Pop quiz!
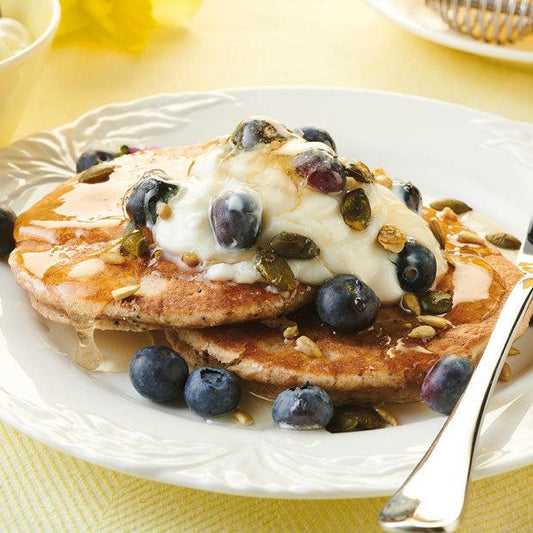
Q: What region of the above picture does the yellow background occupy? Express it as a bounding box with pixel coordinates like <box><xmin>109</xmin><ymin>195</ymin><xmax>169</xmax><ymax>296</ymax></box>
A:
<box><xmin>4</xmin><ymin>0</ymin><xmax>533</xmax><ymax>531</ymax></box>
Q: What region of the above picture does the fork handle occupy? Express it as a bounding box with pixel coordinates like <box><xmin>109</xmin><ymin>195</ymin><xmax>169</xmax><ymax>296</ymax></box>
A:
<box><xmin>379</xmin><ymin>274</ymin><xmax>533</xmax><ymax>533</ymax></box>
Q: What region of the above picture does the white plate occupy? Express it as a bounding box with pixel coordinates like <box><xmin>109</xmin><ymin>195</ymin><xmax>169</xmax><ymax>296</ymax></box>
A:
<box><xmin>0</xmin><ymin>88</ymin><xmax>532</xmax><ymax>499</ymax></box>
<box><xmin>365</xmin><ymin>0</ymin><xmax>533</xmax><ymax>65</ymax></box>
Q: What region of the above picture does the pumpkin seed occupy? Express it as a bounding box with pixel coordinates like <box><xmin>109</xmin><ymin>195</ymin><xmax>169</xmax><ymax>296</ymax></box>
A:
<box><xmin>400</xmin><ymin>293</ymin><xmax>421</xmax><ymax>316</ymax></box>
<box><xmin>283</xmin><ymin>325</ymin><xmax>299</xmax><ymax>339</ymax></box>
<box><xmin>430</xmin><ymin>198</ymin><xmax>472</xmax><ymax>215</ymax></box>
<box><xmin>234</xmin><ymin>409</ymin><xmax>254</xmax><ymax>426</ymax></box>
<box><xmin>342</xmin><ymin>160</ymin><xmax>374</xmax><ymax>183</ymax></box>
<box><xmin>408</xmin><ymin>325</ymin><xmax>436</xmax><ymax>339</ymax></box>
<box><xmin>486</xmin><ymin>232</ymin><xmax>521</xmax><ymax>250</ymax></box>
<box><xmin>182</xmin><ymin>251</ymin><xmax>200</xmax><ymax>267</ymax></box>
<box><xmin>111</xmin><ymin>284</ymin><xmax>140</xmax><ymax>301</ymax></box>
<box><xmin>254</xmin><ymin>249</ymin><xmax>296</xmax><ymax>291</ymax></box>
<box><xmin>78</xmin><ymin>164</ymin><xmax>115</xmax><ymax>184</ymax></box>
<box><xmin>419</xmin><ymin>290</ymin><xmax>453</xmax><ymax>315</ymax></box>
<box><xmin>294</xmin><ymin>335</ymin><xmax>323</xmax><ymax>357</ymax></box>
<box><xmin>121</xmin><ymin>222</ymin><xmax>148</xmax><ymax>257</ymax></box>
<box><xmin>457</xmin><ymin>230</ymin><xmax>485</xmax><ymax>246</ymax></box>
<box><xmin>499</xmin><ymin>362</ymin><xmax>511</xmax><ymax>382</ymax></box>
<box><xmin>270</xmin><ymin>231</ymin><xmax>320</xmax><ymax>260</ymax></box>
<box><xmin>326</xmin><ymin>404</ymin><xmax>386</xmax><ymax>433</ymax></box>
<box><xmin>509</xmin><ymin>347</ymin><xmax>520</xmax><ymax>356</ymax></box>
<box><xmin>341</xmin><ymin>188</ymin><xmax>371</xmax><ymax>231</ymax></box>
<box><xmin>377</xmin><ymin>224</ymin><xmax>406</xmax><ymax>253</ymax></box>
<box><xmin>372</xmin><ymin>405</ymin><xmax>399</xmax><ymax>426</ymax></box>
<box><xmin>417</xmin><ymin>315</ymin><xmax>452</xmax><ymax>329</ymax></box>
<box><xmin>429</xmin><ymin>218</ymin><xmax>446</xmax><ymax>249</ymax></box>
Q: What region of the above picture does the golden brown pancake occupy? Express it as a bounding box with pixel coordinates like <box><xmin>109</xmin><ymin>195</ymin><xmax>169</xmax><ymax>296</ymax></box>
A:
<box><xmin>9</xmin><ymin>139</ymin><xmax>314</xmax><ymax>331</ymax></box>
<box><xmin>167</xmin><ymin>210</ymin><xmax>532</xmax><ymax>404</ymax></box>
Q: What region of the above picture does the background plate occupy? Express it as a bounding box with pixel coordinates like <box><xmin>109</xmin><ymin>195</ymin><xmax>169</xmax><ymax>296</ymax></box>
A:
<box><xmin>0</xmin><ymin>88</ymin><xmax>532</xmax><ymax>498</ymax></box>
<box><xmin>365</xmin><ymin>0</ymin><xmax>533</xmax><ymax>65</ymax></box>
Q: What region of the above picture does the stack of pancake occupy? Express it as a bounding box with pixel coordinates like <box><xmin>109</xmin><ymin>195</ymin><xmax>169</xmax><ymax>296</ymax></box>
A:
<box><xmin>9</xmin><ymin>137</ymin><xmax>530</xmax><ymax>404</ymax></box>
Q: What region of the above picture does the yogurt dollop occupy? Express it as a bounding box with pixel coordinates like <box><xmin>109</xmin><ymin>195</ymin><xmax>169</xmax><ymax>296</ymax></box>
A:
<box><xmin>0</xmin><ymin>17</ymin><xmax>32</xmax><ymax>61</ymax></box>
<box><xmin>114</xmin><ymin>126</ymin><xmax>447</xmax><ymax>304</ymax></box>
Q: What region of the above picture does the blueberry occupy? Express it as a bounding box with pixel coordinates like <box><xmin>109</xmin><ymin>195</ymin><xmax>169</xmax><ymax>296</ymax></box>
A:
<box><xmin>184</xmin><ymin>367</ymin><xmax>241</xmax><ymax>417</ymax></box>
<box><xmin>316</xmin><ymin>274</ymin><xmax>380</xmax><ymax>332</ymax></box>
<box><xmin>294</xmin><ymin>149</ymin><xmax>345</xmax><ymax>194</ymax></box>
<box><xmin>126</xmin><ymin>176</ymin><xmax>179</xmax><ymax>227</ymax></box>
<box><xmin>395</xmin><ymin>239</ymin><xmax>437</xmax><ymax>294</ymax></box>
<box><xmin>272</xmin><ymin>382</ymin><xmax>333</xmax><ymax>429</ymax></box>
<box><xmin>392</xmin><ymin>180</ymin><xmax>422</xmax><ymax>213</ymax></box>
<box><xmin>295</xmin><ymin>126</ymin><xmax>336</xmax><ymax>152</ymax></box>
<box><xmin>0</xmin><ymin>207</ymin><xmax>16</xmax><ymax>257</ymax></box>
<box><xmin>129</xmin><ymin>345</ymin><xmax>189</xmax><ymax>402</ymax></box>
<box><xmin>232</xmin><ymin>118</ymin><xmax>287</xmax><ymax>150</ymax></box>
<box><xmin>76</xmin><ymin>150</ymin><xmax>116</xmax><ymax>173</ymax></box>
<box><xmin>421</xmin><ymin>355</ymin><xmax>474</xmax><ymax>414</ymax></box>
<box><xmin>210</xmin><ymin>188</ymin><xmax>262</xmax><ymax>249</ymax></box>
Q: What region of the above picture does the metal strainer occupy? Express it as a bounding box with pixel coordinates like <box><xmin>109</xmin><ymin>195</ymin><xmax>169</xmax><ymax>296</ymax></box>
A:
<box><xmin>425</xmin><ymin>0</ymin><xmax>533</xmax><ymax>44</ymax></box>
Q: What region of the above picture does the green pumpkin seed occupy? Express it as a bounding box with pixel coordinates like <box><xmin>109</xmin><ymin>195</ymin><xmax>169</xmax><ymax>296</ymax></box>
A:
<box><xmin>326</xmin><ymin>404</ymin><xmax>386</xmax><ymax>433</ymax></box>
<box><xmin>372</xmin><ymin>405</ymin><xmax>399</xmax><ymax>426</ymax></box>
<box><xmin>269</xmin><ymin>231</ymin><xmax>320</xmax><ymax>260</ymax></box>
<box><xmin>486</xmin><ymin>232</ymin><xmax>521</xmax><ymax>250</ymax></box>
<box><xmin>430</xmin><ymin>198</ymin><xmax>472</xmax><ymax>215</ymax></box>
<box><xmin>429</xmin><ymin>218</ymin><xmax>446</xmax><ymax>249</ymax></box>
<box><xmin>254</xmin><ymin>249</ymin><xmax>296</xmax><ymax>291</ymax></box>
<box><xmin>120</xmin><ymin>222</ymin><xmax>148</xmax><ymax>257</ymax></box>
<box><xmin>342</xmin><ymin>160</ymin><xmax>374</xmax><ymax>183</ymax></box>
<box><xmin>341</xmin><ymin>188</ymin><xmax>371</xmax><ymax>231</ymax></box>
<box><xmin>419</xmin><ymin>290</ymin><xmax>453</xmax><ymax>315</ymax></box>
<box><xmin>78</xmin><ymin>164</ymin><xmax>115</xmax><ymax>184</ymax></box>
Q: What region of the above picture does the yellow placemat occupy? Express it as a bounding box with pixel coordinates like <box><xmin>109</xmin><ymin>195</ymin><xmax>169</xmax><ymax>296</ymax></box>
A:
<box><xmin>3</xmin><ymin>1</ymin><xmax>533</xmax><ymax>531</ymax></box>
<box><xmin>1</xmin><ymin>422</ymin><xmax>531</xmax><ymax>532</ymax></box>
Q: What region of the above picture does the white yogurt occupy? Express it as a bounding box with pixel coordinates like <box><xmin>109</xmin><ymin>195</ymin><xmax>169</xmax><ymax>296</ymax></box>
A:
<box><xmin>136</xmin><ymin>127</ymin><xmax>448</xmax><ymax>304</ymax></box>
<box><xmin>0</xmin><ymin>17</ymin><xmax>32</xmax><ymax>61</ymax></box>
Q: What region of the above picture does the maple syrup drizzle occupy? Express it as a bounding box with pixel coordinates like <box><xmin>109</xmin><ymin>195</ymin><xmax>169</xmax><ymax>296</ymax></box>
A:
<box><xmin>75</xmin><ymin>324</ymin><xmax>102</xmax><ymax>371</ymax></box>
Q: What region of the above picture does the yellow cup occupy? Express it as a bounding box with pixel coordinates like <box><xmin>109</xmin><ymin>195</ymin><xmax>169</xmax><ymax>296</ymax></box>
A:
<box><xmin>0</xmin><ymin>0</ymin><xmax>60</xmax><ymax>147</ymax></box>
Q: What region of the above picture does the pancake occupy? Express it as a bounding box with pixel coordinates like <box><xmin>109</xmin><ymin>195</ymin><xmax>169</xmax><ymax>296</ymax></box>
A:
<box><xmin>167</xmin><ymin>210</ymin><xmax>532</xmax><ymax>404</ymax></box>
<box><xmin>9</xmin><ymin>139</ymin><xmax>314</xmax><ymax>332</ymax></box>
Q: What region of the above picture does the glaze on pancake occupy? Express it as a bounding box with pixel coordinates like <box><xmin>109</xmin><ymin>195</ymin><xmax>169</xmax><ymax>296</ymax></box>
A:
<box><xmin>9</xmin><ymin>139</ymin><xmax>314</xmax><ymax>332</ymax></box>
<box><xmin>167</xmin><ymin>210</ymin><xmax>531</xmax><ymax>403</ymax></box>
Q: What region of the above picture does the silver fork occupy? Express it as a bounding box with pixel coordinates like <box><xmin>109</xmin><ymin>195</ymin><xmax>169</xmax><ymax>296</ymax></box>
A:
<box><xmin>426</xmin><ymin>0</ymin><xmax>533</xmax><ymax>44</ymax></box>
<box><xmin>378</xmin><ymin>216</ymin><xmax>533</xmax><ymax>532</ymax></box>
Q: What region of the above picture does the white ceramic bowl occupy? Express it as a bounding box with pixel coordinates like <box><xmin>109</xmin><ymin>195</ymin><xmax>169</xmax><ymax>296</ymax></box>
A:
<box><xmin>0</xmin><ymin>0</ymin><xmax>60</xmax><ymax>146</ymax></box>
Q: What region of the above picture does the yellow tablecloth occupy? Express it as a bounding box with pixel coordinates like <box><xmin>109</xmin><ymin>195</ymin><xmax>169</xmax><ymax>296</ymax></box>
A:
<box><xmin>3</xmin><ymin>1</ymin><xmax>533</xmax><ymax>531</ymax></box>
